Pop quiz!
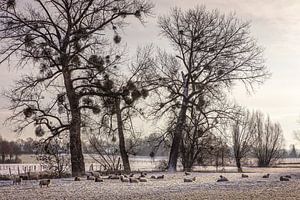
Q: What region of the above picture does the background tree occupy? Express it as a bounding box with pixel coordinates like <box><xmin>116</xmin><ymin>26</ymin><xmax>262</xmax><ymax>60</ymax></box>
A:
<box><xmin>179</xmin><ymin>97</ymin><xmax>236</xmax><ymax>171</ymax></box>
<box><xmin>0</xmin><ymin>0</ymin><xmax>153</xmax><ymax>176</ymax></box>
<box><xmin>0</xmin><ymin>139</ymin><xmax>9</xmax><ymax>163</ymax></box>
<box><xmin>231</xmin><ymin>110</ymin><xmax>256</xmax><ymax>172</ymax></box>
<box><xmin>153</xmin><ymin>6</ymin><xmax>269</xmax><ymax>171</ymax></box>
<box><xmin>288</xmin><ymin>144</ymin><xmax>297</xmax><ymax>158</ymax></box>
<box><xmin>252</xmin><ymin>111</ymin><xmax>284</xmax><ymax>167</ymax></box>
<box><xmin>85</xmin><ymin>132</ymin><xmax>122</xmax><ymax>172</ymax></box>
<box><xmin>0</xmin><ymin>138</ymin><xmax>22</xmax><ymax>163</ymax></box>
<box><xmin>36</xmin><ymin>136</ymin><xmax>71</xmax><ymax>178</ymax></box>
<box><xmin>210</xmin><ymin>136</ymin><xmax>230</xmax><ymax>170</ymax></box>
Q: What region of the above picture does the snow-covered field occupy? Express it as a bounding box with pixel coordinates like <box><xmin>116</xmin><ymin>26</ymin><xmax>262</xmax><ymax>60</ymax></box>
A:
<box><xmin>0</xmin><ymin>168</ymin><xmax>300</xmax><ymax>200</ymax></box>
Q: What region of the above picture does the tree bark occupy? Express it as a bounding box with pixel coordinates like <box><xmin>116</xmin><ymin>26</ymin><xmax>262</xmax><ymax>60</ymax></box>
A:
<box><xmin>63</xmin><ymin>69</ymin><xmax>85</xmax><ymax>177</ymax></box>
<box><xmin>236</xmin><ymin>157</ymin><xmax>242</xmax><ymax>172</ymax></box>
<box><xmin>168</xmin><ymin>72</ymin><xmax>189</xmax><ymax>172</ymax></box>
<box><xmin>115</xmin><ymin>98</ymin><xmax>131</xmax><ymax>172</ymax></box>
<box><xmin>168</xmin><ymin>102</ymin><xmax>188</xmax><ymax>172</ymax></box>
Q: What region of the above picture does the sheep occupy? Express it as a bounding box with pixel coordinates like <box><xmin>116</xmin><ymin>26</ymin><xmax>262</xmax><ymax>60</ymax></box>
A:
<box><xmin>129</xmin><ymin>173</ymin><xmax>135</xmax><ymax>177</ymax></box>
<box><xmin>12</xmin><ymin>177</ymin><xmax>22</xmax><ymax>185</ymax></box>
<box><xmin>138</xmin><ymin>177</ymin><xmax>148</xmax><ymax>182</ymax></box>
<box><xmin>129</xmin><ymin>178</ymin><xmax>139</xmax><ymax>183</ymax></box>
<box><xmin>217</xmin><ymin>175</ymin><xmax>229</xmax><ymax>182</ymax></box>
<box><xmin>74</xmin><ymin>177</ymin><xmax>81</xmax><ymax>181</ymax></box>
<box><xmin>39</xmin><ymin>179</ymin><xmax>50</xmax><ymax>188</ymax></box>
<box><xmin>87</xmin><ymin>176</ymin><xmax>95</xmax><ymax>180</ymax></box>
<box><xmin>120</xmin><ymin>175</ymin><xmax>129</xmax><ymax>182</ymax></box>
<box><xmin>184</xmin><ymin>177</ymin><xmax>196</xmax><ymax>182</ymax></box>
<box><xmin>285</xmin><ymin>175</ymin><xmax>292</xmax><ymax>179</ymax></box>
<box><xmin>108</xmin><ymin>174</ymin><xmax>119</xmax><ymax>179</ymax></box>
<box><xmin>157</xmin><ymin>175</ymin><xmax>164</xmax><ymax>179</ymax></box>
<box><xmin>262</xmin><ymin>174</ymin><xmax>270</xmax><ymax>178</ymax></box>
<box><xmin>150</xmin><ymin>175</ymin><xmax>157</xmax><ymax>179</ymax></box>
<box><xmin>185</xmin><ymin>172</ymin><xmax>191</xmax><ymax>176</ymax></box>
<box><xmin>140</xmin><ymin>172</ymin><xmax>147</xmax><ymax>178</ymax></box>
<box><xmin>95</xmin><ymin>177</ymin><xmax>104</xmax><ymax>182</ymax></box>
<box><xmin>241</xmin><ymin>174</ymin><xmax>249</xmax><ymax>178</ymax></box>
<box><xmin>280</xmin><ymin>176</ymin><xmax>289</xmax><ymax>181</ymax></box>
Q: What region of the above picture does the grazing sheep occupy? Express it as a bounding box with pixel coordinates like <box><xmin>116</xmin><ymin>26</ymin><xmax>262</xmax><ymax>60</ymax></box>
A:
<box><xmin>184</xmin><ymin>177</ymin><xmax>196</xmax><ymax>182</ymax></box>
<box><xmin>140</xmin><ymin>172</ymin><xmax>147</xmax><ymax>178</ymax></box>
<box><xmin>108</xmin><ymin>174</ymin><xmax>120</xmax><ymax>179</ymax></box>
<box><xmin>242</xmin><ymin>174</ymin><xmax>249</xmax><ymax>178</ymax></box>
<box><xmin>39</xmin><ymin>179</ymin><xmax>50</xmax><ymax>188</ymax></box>
<box><xmin>129</xmin><ymin>173</ymin><xmax>135</xmax><ymax>177</ymax></box>
<box><xmin>157</xmin><ymin>175</ymin><xmax>164</xmax><ymax>179</ymax></box>
<box><xmin>138</xmin><ymin>177</ymin><xmax>148</xmax><ymax>182</ymax></box>
<box><xmin>74</xmin><ymin>177</ymin><xmax>81</xmax><ymax>181</ymax></box>
<box><xmin>185</xmin><ymin>172</ymin><xmax>191</xmax><ymax>176</ymax></box>
<box><xmin>150</xmin><ymin>175</ymin><xmax>157</xmax><ymax>179</ymax></box>
<box><xmin>87</xmin><ymin>176</ymin><xmax>95</xmax><ymax>180</ymax></box>
<box><xmin>280</xmin><ymin>176</ymin><xmax>289</xmax><ymax>181</ymax></box>
<box><xmin>12</xmin><ymin>177</ymin><xmax>22</xmax><ymax>185</ymax></box>
<box><xmin>129</xmin><ymin>178</ymin><xmax>139</xmax><ymax>183</ymax></box>
<box><xmin>217</xmin><ymin>175</ymin><xmax>229</xmax><ymax>182</ymax></box>
<box><xmin>95</xmin><ymin>177</ymin><xmax>104</xmax><ymax>182</ymax></box>
<box><xmin>120</xmin><ymin>175</ymin><xmax>129</xmax><ymax>182</ymax></box>
<box><xmin>285</xmin><ymin>175</ymin><xmax>292</xmax><ymax>179</ymax></box>
<box><xmin>262</xmin><ymin>174</ymin><xmax>270</xmax><ymax>178</ymax></box>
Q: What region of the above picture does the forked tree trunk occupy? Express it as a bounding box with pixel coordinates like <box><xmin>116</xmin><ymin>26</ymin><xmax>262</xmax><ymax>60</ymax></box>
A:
<box><xmin>63</xmin><ymin>69</ymin><xmax>85</xmax><ymax>177</ymax></box>
<box><xmin>115</xmin><ymin>99</ymin><xmax>131</xmax><ymax>172</ymax></box>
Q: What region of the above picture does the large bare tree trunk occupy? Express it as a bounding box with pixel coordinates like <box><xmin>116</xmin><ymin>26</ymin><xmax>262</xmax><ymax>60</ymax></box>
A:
<box><xmin>168</xmin><ymin>72</ymin><xmax>189</xmax><ymax>172</ymax></box>
<box><xmin>168</xmin><ymin>101</ymin><xmax>188</xmax><ymax>172</ymax></box>
<box><xmin>69</xmin><ymin>111</ymin><xmax>85</xmax><ymax>176</ymax></box>
<box><xmin>63</xmin><ymin>69</ymin><xmax>85</xmax><ymax>177</ymax></box>
<box><xmin>235</xmin><ymin>157</ymin><xmax>242</xmax><ymax>172</ymax></box>
<box><xmin>115</xmin><ymin>99</ymin><xmax>131</xmax><ymax>172</ymax></box>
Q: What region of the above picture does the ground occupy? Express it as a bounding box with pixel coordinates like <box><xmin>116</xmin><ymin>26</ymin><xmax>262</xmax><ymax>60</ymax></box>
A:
<box><xmin>0</xmin><ymin>168</ymin><xmax>300</xmax><ymax>200</ymax></box>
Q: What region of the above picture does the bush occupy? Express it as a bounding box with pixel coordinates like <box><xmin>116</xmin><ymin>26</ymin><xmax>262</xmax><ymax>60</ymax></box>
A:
<box><xmin>155</xmin><ymin>160</ymin><xmax>168</xmax><ymax>171</ymax></box>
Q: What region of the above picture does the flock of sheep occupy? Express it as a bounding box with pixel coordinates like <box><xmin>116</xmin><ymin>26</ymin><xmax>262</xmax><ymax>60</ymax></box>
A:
<box><xmin>10</xmin><ymin>171</ymin><xmax>293</xmax><ymax>188</ymax></box>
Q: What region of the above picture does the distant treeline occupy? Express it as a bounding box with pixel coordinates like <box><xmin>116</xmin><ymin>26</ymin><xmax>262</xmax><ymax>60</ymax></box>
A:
<box><xmin>0</xmin><ymin>134</ymin><xmax>170</xmax><ymax>164</ymax></box>
<box><xmin>0</xmin><ymin>134</ymin><xmax>298</xmax><ymax>165</ymax></box>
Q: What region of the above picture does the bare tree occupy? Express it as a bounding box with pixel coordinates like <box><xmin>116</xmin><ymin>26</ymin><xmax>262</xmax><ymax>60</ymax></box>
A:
<box><xmin>81</xmin><ymin>46</ymin><xmax>155</xmax><ymax>172</ymax></box>
<box><xmin>36</xmin><ymin>137</ymin><xmax>71</xmax><ymax>178</ymax></box>
<box><xmin>0</xmin><ymin>0</ymin><xmax>153</xmax><ymax>176</ymax></box>
<box><xmin>0</xmin><ymin>139</ymin><xmax>9</xmax><ymax>163</ymax></box>
<box><xmin>231</xmin><ymin>110</ymin><xmax>255</xmax><ymax>172</ymax></box>
<box><xmin>210</xmin><ymin>136</ymin><xmax>230</xmax><ymax>171</ymax></box>
<box><xmin>153</xmin><ymin>6</ymin><xmax>269</xmax><ymax>171</ymax></box>
<box><xmin>252</xmin><ymin>111</ymin><xmax>284</xmax><ymax>167</ymax></box>
<box><xmin>86</xmin><ymin>132</ymin><xmax>122</xmax><ymax>172</ymax></box>
<box><xmin>179</xmin><ymin>97</ymin><xmax>236</xmax><ymax>171</ymax></box>
<box><xmin>288</xmin><ymin>144</ymin><xmax>297</xmax><ymax>158</ymax></box>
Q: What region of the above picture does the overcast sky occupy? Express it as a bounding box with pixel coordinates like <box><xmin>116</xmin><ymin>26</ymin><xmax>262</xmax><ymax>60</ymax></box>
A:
<box><xmin>1</xmin><ymin>0</ymin><xmax>300</xmax><ymax>148</ymax></box>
